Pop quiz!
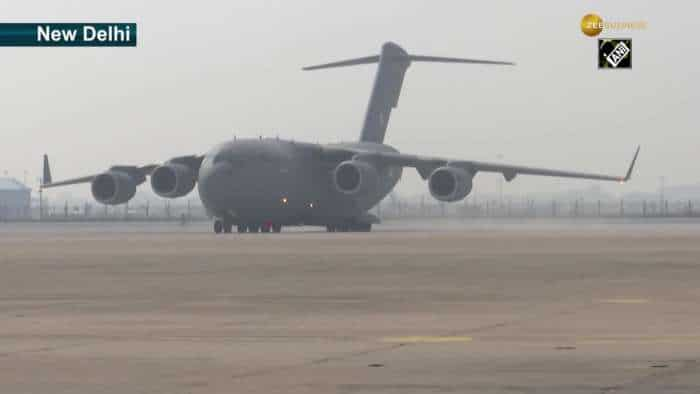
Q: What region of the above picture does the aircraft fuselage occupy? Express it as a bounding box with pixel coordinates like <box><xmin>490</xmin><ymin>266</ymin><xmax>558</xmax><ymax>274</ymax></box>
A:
<box><xmin>197</xmin><ymin>138</ymin><xmax>402</xmax><ymax>226</ymax></box>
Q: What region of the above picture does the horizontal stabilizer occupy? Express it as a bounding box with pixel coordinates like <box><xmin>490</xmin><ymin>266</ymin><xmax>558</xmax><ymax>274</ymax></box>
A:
<box><xmin>302</xmin><ymin>42</ymin><xmax>514</xmax><ymax>144</ymax></box>
<box><xmin>302</xmin><ymin>55</ymin><xmax>380</xmax><ymax>71</ymax></box>
<box><xmin>408</xmin><ymin>55</ymin><xmax>514</xmax><ymax>66</ymax></box>
<box><xmin>303</xmin><ymin>52</ymin><xmax>514</xmax><ymax>71</ymax></box>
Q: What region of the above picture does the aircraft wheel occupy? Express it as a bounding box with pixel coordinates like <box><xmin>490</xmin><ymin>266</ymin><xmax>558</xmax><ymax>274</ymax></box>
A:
<box><xmin>213</xmin><ymin>219</ymin><xmax>223</xmax><ymax>234</ymax></box>
<box><xmin>272</xmin><ymin>224</ymin><xmax>282</xmax><ymax>233</ymax></box>
<box><xmin>261</xmin><ymin>222</ymin><xmax>273</xmax><ymax>233</ymax></box>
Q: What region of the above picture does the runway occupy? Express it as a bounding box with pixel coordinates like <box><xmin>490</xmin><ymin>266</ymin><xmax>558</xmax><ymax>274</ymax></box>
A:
<box><xmin>1</xmin><ymin>221</ymin><xmax>699</xmax><ymax>393</ymax></box>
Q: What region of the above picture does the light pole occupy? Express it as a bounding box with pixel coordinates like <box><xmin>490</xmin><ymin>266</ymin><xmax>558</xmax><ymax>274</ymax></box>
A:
<box><xmin>38</xmin><ymin>180</ymin><xmax>43</xmax><ymax>221</ymax></box>
<box><xmin>659</xmin><ymin>176</ymin><xmax>665</xmax><ymax>216</ymax></box>
<box><xmin>497</xmin><ymin>154</ymin><xmax>504</xmax><ymax>208</ymax></box>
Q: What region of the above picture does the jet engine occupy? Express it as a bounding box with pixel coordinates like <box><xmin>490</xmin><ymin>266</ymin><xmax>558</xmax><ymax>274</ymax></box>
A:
<box><xmin>333</xmin><ymin>160</ymin><xmax>379</xmax><ymax>195</ymax></box>
<box><xmin>91</xmin><ymin>171</ymin><xmax>137</xmax><ymax>205</ymax></box>
<box><xmin>428</xmin><ymin>166</ymin><xmax>474</xmax><ymax>202</ymax></box>
<box><xmin>150</xmin><ymin>163</ymin><xmax>196</xmax><ymax>198</ymax></box>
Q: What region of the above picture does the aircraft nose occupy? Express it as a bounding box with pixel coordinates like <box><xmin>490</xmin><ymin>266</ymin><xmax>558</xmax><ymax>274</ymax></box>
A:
<box><xmin>197</xmin><ymin>160</ymin><xmax>235</xmax><ymax>209</ymax></box>
<box><xmin>198</xmin><ymin>140</ymin><xmax>295</xmax><ymax>217</ymax></box>
<box><xmin>200</xmin><ymin>153</ymin><xmax>278</xmax><ymax>203</ymax></box>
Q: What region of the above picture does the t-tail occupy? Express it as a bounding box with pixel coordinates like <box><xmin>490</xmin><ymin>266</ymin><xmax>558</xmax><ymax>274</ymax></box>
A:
<box><xmin>303</xmin><ymin>42</ymin><xmax>514</xmax><ymax>144</ymax></box>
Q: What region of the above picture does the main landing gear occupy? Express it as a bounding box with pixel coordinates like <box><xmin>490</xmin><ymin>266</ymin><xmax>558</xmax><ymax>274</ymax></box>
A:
<box><xmin>213</xmin><ymin>218</ymin><xmax>233</xmax><ymax>234</ymax></box>
<box><xmin>213</xmin><ymin>219</ymin><xmax>370</xmax><ymax>234</ymax></box>
<box><xmin>213</xmin><ymin>219</ymin><xmax>282</xmax><ymax>234</ymax></box>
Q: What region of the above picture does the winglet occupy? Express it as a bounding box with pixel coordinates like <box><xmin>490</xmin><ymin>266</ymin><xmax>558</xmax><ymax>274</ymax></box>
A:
<box><xmin>42</xmin><ymin>154</ymin><xmax>52</xmax><ymax>187</ymax></box>
<box><xmin>622</xmin><ymin>146</ymin><xmax>640</xmax><ymax>183</ymax></box>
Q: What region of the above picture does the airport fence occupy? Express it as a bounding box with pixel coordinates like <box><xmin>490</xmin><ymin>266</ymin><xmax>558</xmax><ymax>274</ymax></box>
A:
<box><xmin>20</xmin><ymin>199</ymin><xmax>209</xmax><ymax>223</ymax></box>
<box><xmin>3</xmin><ymin>197</ymin><xmax>700</xmax><ymax>222</ymax></box>
<box><xmin>373</xmin><ymin>198</ymin><xmax>700</xmax><ymax>220</ymax></box>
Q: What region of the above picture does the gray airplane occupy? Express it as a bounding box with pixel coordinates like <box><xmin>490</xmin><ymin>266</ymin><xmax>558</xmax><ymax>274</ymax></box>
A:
<box><xmin>41</xmin><ymin>42</ymin><xmax>639</xmax><ymax>233</ymax></box>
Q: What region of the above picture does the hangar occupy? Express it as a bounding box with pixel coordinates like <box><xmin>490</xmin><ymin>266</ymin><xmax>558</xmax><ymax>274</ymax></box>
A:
<box><xmin>0</xmin><ymin>178</ymin><xmax>31</xmax><ymax>220</ymax></box>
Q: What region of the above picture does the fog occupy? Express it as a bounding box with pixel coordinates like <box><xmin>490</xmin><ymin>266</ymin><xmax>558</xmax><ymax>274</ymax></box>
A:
<box><xmin>1</xmin><ymin>1</ymin><xmax>696</xmax><ymax>199</ymax></box>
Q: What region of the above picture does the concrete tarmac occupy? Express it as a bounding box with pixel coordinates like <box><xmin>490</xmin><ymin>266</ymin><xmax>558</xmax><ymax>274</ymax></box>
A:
<box><xmin>1</xmin><ymin>221</ymin><xmax>700</xmax><ymax>393</ymax></box>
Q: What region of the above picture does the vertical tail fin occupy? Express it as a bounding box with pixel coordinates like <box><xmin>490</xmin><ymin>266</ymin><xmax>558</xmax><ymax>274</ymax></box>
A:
<box><xmin>360</xmin><ymin>43</ymin><xmax>410</xmax><ymax>143</ymax></box>
<box><xmin>303</xmin><ymin>42</ymin><xmax>514</xmax><ymax>144</ymax></box>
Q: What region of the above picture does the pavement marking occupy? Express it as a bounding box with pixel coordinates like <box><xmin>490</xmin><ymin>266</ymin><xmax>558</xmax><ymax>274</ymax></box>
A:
<box><xmin>578</xmin><ymin>336</ymin><xmax>700</xmax><ymax>345</ymax></box>
<box><xmin>599</xmin><ymin>298</ymin><xmax>650</xmax><ymax>304</ymax></box>
<box><xmin>382</xmin><ymin>336</ymin><xmax>473</xmax><ymax>344</ymax></box>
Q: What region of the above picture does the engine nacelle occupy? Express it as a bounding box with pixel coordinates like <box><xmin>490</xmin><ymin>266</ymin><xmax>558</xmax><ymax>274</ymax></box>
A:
<box><xmin>91</xmin><ymin>171</ymin><xmax>137</xmax><ymax>205</ymax></box>
<box><xmin>428</xmin><ymin>166</ymin><xmax>474</xmax><ymax>202</ymax></box>
<box><xmin>150</xmin><ymin>163</ymin><xmax>196</xmax><ymax>198</ymax></box>
<box><xmin>333</xmin><ymin>160</ymin><xmax>379</xmax><ymax>195</ymax></box>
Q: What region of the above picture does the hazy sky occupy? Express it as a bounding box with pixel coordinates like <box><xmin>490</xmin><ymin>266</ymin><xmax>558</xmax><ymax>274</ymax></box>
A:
<box><xmin>1</xmin><ymin>1</ymin><xmax>696</xmax><ymax>200</ymax></box>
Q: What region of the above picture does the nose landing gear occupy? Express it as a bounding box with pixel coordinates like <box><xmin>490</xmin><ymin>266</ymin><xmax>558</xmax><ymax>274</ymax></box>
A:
<box><xmin>213</xmin><ymin>218</ymin><xmax>233</xmax><ymax>234</ymax></box>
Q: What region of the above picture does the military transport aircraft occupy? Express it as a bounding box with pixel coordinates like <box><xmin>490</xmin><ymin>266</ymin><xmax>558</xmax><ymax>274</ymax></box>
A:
<box><xmin>41</xmin><ymin>42</ymin><xmax>640</xmax><ymax>233</ymax></box>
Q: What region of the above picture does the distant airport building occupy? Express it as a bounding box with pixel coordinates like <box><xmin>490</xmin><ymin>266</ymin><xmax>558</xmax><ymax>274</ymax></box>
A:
<box><xmin>0</xmin><ymin>178</ymin><xmax>31</xmax><ymax>220</ymax></box>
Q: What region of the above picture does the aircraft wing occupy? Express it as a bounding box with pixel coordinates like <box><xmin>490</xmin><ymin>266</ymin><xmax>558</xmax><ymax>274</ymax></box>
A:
<box><xmin>41</xmin><ymin>166</ymin><xmax>159</xmax><ymax>189</ymax></box>
<box><xmin>342</xmin><ymin>146</ymin><xmax>640</xmax><ymax>183</ymax></box>
<box><xmin>41</xmin><ymin>174</ymin><xmax>99</xmax><ymax>188</ymax></box>
<box><xmin>40</xmin><ymin>153</ymin><xmax>160</xmax><ymax>189</ymax></box>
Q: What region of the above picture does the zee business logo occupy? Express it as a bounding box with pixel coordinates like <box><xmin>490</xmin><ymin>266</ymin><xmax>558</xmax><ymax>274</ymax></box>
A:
<box><xmin>0</xmin><ymin>23</ymin><xmax>136</xmax><ymax>46</ymax></box>
<box><xmin>580</xmin><ymin>14</ymin><xmax>647</xmax><ymax>37</ymax></box>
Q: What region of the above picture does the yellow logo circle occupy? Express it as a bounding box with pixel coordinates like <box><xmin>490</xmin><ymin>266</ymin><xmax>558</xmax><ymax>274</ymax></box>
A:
<box><xmin>581</xmin><ymin>13</ymin><xmax>603</xmax><ymax>37</ymax></box>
